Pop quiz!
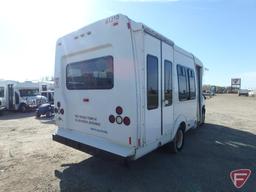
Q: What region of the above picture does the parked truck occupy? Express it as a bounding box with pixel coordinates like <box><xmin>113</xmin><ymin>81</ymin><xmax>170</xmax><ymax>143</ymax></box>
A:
<box><xmin>53</xmin><ymin>14</ymin><xmax>205</xmax><ymax>160</ymax></box>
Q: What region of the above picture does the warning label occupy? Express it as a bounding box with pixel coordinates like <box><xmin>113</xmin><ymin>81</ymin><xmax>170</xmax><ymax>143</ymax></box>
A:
<box><xmin>74</xmin><ymin>114</ymin><xmax>101</xmax><ymax>127</ymax></box>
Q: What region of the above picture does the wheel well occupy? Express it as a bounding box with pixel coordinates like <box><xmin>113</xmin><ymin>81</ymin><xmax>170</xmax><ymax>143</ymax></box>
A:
<box><xmin>19</xmin><ymin>103</ymin><xmax>26</xmax><ymax>107</ymax></box>
<box><xmin>179</xmin><ymin>122</ymin><xmax>186</xmax><ymax>132</ymax></box>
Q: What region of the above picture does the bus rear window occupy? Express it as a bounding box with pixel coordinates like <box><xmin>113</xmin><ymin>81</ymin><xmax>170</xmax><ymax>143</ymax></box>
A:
<box><xmin>66</xmin><ymin>56</ymin><xmax>114</xmax><ymax>90</ymax></box>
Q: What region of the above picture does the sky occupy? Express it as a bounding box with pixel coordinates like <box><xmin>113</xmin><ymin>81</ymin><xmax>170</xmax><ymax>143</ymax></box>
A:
<box><xmin>0</xmin><ymin>0</ymin><xmax>255</xmax><ymax>88</ymax></box>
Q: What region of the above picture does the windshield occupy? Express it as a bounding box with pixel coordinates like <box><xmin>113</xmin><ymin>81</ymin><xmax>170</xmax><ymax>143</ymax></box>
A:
<box><xmin>19</xmin><ymin>89</ymin><xmax>39</xmax><ymax>97</ymax></box>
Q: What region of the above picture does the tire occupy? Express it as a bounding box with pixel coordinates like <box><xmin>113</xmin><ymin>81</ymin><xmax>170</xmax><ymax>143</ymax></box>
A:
<box><xmin>170</xmin><ymin>128</ymin><xmax>184</xmax><ymax>153</ymax></box>
<box><xmin>202</xmin><ymin>108</ymin><xmax>205</xmax><ymax>124</ymax></box>
<box><xmin>36</xmin><ymin>112</ymin><xmax>41</xmax><ymax>118</ymax></box>
<box><xmin>46</xmin><ymin>111</ymin><xmax>52</xmax><ymax>118</ymax></box>
<box><xmin>19</xmin><ymin>104</ymin><xmax>27</xmax><ymax>113</ymax></box>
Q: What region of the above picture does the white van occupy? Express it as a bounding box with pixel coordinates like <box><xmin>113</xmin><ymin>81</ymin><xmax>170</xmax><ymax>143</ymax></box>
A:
<box><xmin>53</xmin><ymin>14</ymin><xmax>205</xmax><ymax>160</ymax></box>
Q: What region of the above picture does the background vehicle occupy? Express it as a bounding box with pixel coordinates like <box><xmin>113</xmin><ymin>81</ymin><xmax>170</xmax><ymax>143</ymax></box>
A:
<box><xmin>39</xmin><ymin>81</ymin><xmax>54</xmax><ymax>92</ymax></box>
<box><xmin>41</xmin><ymin>90</ymin><xmax>54</xmax><ymax>104</ymax></box>
<box><xmin>53</xmin><ymin>14</ymin><xmax>205</xmax><ymax>160</ymax></box>
<box><xmin>238</xmin><ymin>89</ymin><xmax>249</xmax><ymax>96</ymax></box>
<box><xmin>0</xmin><ymin>100</ymin><xmax>5</xmax><ymax>115</ymax></box>
<box><xmin>36</xmin><ymin>103</ymin><xmax>54</xmax><ymax>118</ymax></box>
<box><xmin>0</xmin><ymin>80</ymin><xmax>47</xmax><ymax>112</ymax></box>
<box><xmin>248</xmin><ymin>90</ymin><xmax>255</xmax><ymax>97</ymax></box>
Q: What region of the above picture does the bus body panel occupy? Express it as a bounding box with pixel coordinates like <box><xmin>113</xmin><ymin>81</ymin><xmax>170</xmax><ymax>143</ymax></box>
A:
<box><xmin>54</xmin><ymin>15</ymin><xmax>138</xmax><ymax>157</ymax></box>
<box><xmin>53</xmin><ymin>14</ymin><xmax>204</xmax><ymax>159</ymax></box>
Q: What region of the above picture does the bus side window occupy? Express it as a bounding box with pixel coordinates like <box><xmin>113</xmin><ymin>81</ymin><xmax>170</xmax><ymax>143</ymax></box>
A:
<box><xmin>147</xmin><ymin>55</ymin><xmax>159</xmax><ymax>110</ymax></box>
<box><xmin>177</xmin><ymin>65</ymin><xmax>189</xmax><ymax>101</ymax></box>
<box><xmin>164</xmin><ymin>60</ymin><xmax>172</xmax><ymax>106</ymax></box>
<box><xmin>187</xmin><ymin>69</ymin><xmax>196</xmax><ymax>100</ymax></box>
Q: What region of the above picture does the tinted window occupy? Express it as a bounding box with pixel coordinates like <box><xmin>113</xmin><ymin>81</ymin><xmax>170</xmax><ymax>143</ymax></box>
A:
<box><xmin>66</xmin><ymin>56</ymin><xmax>113</xmax><ymax>90</ymax></box>
<box><xmin>188</xmin><ymin>69</ymin><xmax>196</xmax><ymax>99</ymax></box>
<box><xmin>164</xmin><ymin>60</ymin><xmax>172</xmax><ymax>106</ymax></box>
<box><xmin>0</xmin><ymin>87</ymin><xmax>4</xmax><ymax>97</ymax></box>
<box><xmin>147</xmin><ymin>55</ymin><xmax>158</xmax><ymax>110</ymax></box>
<box><xmin>177</xmin><ymin>65</ymin><xmax>189</xmax><ymax>101</ymax></box>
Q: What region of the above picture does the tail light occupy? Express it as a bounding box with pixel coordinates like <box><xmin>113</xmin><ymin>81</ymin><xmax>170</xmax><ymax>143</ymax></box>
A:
<box><xmin>116</xmin><ymin>106</ymin><xmax>123</xmax><ymax>115</ymax></box>
<box><xmin>109</xmin><ymin>115</ymin><xmax>115</xmax><ymax>123</ymax></box>
<box><xmin>60</xmin><ymin>108</ymin><xmax>64</xmax><ymax>115</ymax></box>
<box><xmin>116</xmin><ymin>116</ymin><xmax>123</xmax><ymax>124</ymax></box>
<box><xmin>109</xmin><ymin>106</ymin><xmax>130</xmax><ymax>126</ymax></box>
<box><xmin>123</xmin><ymin>116</ymin><xmax>130</xmax><ymax>126</ymax></box>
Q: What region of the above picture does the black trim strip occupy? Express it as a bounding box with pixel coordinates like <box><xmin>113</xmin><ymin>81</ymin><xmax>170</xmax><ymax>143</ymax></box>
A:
<box><xmin>160</xmin><ymin>41</ymin><xmax>163</xmax><ymax>135</ymax></box>
<box><xmin>52</xmin><ymin>134</ymin><xmax>127</xmax><ymax>159</ymax></box>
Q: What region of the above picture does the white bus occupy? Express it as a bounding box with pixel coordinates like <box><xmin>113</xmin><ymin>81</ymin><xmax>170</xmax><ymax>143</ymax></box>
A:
<box><xmin>0</xmin><ymin>80</ymin><xmax>47</xmax><ymax>112</ymax></box>
<box><xmin>53</xmin><ymin>14</ymin><xmax>205</xmax><ymax>160</ymax></box>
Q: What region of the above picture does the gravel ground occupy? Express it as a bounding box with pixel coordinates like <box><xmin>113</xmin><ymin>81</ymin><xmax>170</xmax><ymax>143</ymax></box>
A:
<box><xmin>0</xmin><ymin>94</ymin><xmax>255</xmax><ymax>192</ymax></box>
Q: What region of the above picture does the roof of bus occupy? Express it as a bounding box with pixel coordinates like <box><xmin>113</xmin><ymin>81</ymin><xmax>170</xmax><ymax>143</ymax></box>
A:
<box><xmin>57</xmin><ymin>14</ymin><xmax>203</xmax><ymax>67</ymax></box>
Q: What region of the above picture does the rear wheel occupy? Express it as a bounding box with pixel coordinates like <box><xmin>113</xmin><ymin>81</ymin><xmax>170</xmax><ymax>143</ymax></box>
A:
<box><xmin>36</xmin><ymin>112</ymin><xmax>41</xmax><ymax>118</ymax></box>
<box><xmin>170</xmin><ymin>127</ymin><xmax>184</xmax><ymax>153</ymax></box>
<box><xmin>202</xmin><ymin>108</ymin><xmax>205</xmax><ymax>124</ymax></box>
<box><xmin>46</xmin><ymin>111</ymin><xmax>52</xmax><ymax>118</ymax></box>
<box><xmin>19</xmin><ymin>104</ymin><xmax>27</xmax><ymax>113</ymax></box>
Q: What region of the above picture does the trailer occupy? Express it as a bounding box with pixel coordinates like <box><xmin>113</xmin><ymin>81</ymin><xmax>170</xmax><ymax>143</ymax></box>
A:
<box><xmin>53</xmin><ymin>14</ymin><xmax>205</xmax><ymax>160</ymax></box>
<box><xmin>0</xmin><ymin>80</ymin><xmax>47</xmax><ymax>112</ymax></box>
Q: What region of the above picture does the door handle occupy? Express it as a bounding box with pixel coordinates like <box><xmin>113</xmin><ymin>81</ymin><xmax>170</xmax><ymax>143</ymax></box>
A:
<box><xmin>163</xmin><ymin>100</ymin><xmax>169</xmax><ymax>105</ymax></box>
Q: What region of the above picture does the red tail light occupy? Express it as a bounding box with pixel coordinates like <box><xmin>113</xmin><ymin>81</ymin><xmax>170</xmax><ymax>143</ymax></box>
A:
<box><xmin>60</xmin><ymin>108</ymin><xmax>64</xmax><ymax>115</ymax></box>
<box><xmin>83</xmin><ymin>98</ymin><xmax>89</xmax><ymax>102</ymax></box>
<box><xmin>116</xmin><ymin>106</ymin><xmax>123</xmax><ymax>115</ymax></box>
<box><xmin>109</xmin><ymin>115</ymin><xmax>115</xmax><ymax>123</ymax></box>
<box><xmin>123</xmin><ymin>116</ymin><xmax>130</xmax><ymax>126</ymax></box>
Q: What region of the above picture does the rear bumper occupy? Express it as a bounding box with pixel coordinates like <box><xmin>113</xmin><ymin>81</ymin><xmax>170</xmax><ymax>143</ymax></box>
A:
<box><xmin>53</xmin><ymin>134</ymin><xmax>120</xmax><ymax>158</ymax></box>
<box><xmin>52</xmin><ymin>128</ymin><xmax>135</xmax><ymax>159</ymax></box>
